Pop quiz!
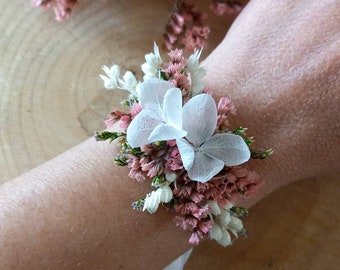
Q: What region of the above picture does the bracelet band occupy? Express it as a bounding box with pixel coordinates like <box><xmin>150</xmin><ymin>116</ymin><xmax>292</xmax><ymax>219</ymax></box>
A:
<box><xmin>95</xmin><ymin>43</ymin><xmax>272</xmax><ymax>246</ymax></box>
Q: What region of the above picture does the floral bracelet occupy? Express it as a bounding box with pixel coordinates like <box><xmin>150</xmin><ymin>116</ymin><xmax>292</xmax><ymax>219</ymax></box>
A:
<box><xmin>95</xmin><ymin>43</ymin><xmax>272</xmax><ymax>246</ymax></box>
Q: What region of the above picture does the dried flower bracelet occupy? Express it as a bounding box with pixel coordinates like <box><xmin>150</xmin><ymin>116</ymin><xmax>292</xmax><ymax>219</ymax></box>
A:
<box><xmin>95</xmin><ymin>43</ymin><xmax>272</xmax><ymax>246</ymax></box>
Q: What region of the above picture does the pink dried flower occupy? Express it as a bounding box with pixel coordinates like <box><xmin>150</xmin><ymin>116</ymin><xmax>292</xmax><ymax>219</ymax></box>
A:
<box><xmin>189</xmin><ymin>231</ymin><xmax>200</xmax><ymax>245</ymax></box>
<box><xmin>166</xmin><ymin>140</ymin><xmax>177</xmax><ymax>147</ymax></box>
<box><xmin>170</xmin><ymin>73</ymin><xmax>191</xmax><ymax>93</ymax></box>
<box><xmin>104</xmin><ymin>110</ymin><xmax>122</xmax><ymax>128</ymax></box>
<box><xmin>218</xmin><ymin>97</ymin><xmax>236</xmax><ymax>115</ymax></box>
<box><xmin>32</xmin><ymin>0</ymin><xmax>78</xmax><ymax>21</ymax></box>
<box><xmin>198</xmin><ymin>220</ymin><xmax>213</xmax><ymax>234</ymax></box>
<box><xmin>104</xmin><ymin>118</ymin><xmax>115</xmax><ymax>129</ymax></box>
<box><xmin>164</xmin><ymin>0</ymin><xmax>210</xmax><ymax>52</ymax></box>
<box><xmin>165</xmin><ymin>148</ymin><xmax>183</xmax><ymax>171</ymax></box>
<box><xmin>166</xmin><ymin>63</ymin><xmax>186</xmax><ymax>77</ymax></box>
<box><xmin>216</xmin><ymin>97</ymin><xmax>236</xmax><ymax>131</ymax></box>
<box><xmin>128</xmin><ymin>170</ymin><xmax>145</xmax><ymax>182</ymax></box>
<box><xmin>172</xmin><ymin>165</ymin><xmax>263</xmax><ymax>244</ymax></box>
<box><xmin>182</xmin><ymin>25</ymin><xmax>210</xmax><ymax>52</ymax></box>
<box><xmin>119</xmin><ymin>115</ymin><xmax>131</xmax><ymax>130</ymax></box>
<box><xmin>168</xmin><ymin>49</ymin><xmax>185</xmax><ymax>63</ymax></box>
<box><xmin>232</xmin><ymin>167</ymin><xmax>264</xmax><ymax>200</ymax></box>
<box><xmin>210</xmin><ymin>0</ymin><xmax>244</xmax><ymax>16</ymax></box>
<box><xmin>130</xmin><ymin>102</ymin><xmax>142</xmax><ymax>118</ymax></box>
<box><xmin>126</xmin><ymin>155</ymin><xmax>147</xmax><ymax>182</ymax></box>
<box><xmin>163</xmin><ymin>10</ymin><xmax>185</xmax><ymax>50</ymax></box>
<box><xmin>175</xmin><ymin>216</ymin><xmax>198</xmax><ymax>230</ymax></box>
<box><xmin>141</xmin><ymin>159</ymin><xmax>164</xmax><ymax>178</ymax></box>
<box><xmin>107</xmin><ymin>110</ymin><xmax>131</xmax><ymax>131</ymax></box>
<box><xmin>203</xmin><ymin>86</ymin><xmax>214</xmax><ymax>96</ymax></box>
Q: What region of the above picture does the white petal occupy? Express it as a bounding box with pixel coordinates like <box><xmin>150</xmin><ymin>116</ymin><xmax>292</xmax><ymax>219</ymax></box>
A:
<box><xmin>176</xmin><ymin>138</ymin><xmax>195</xmax><ymax>171</ymax></box>
<box><xmin>156</xmin><ymin>186</ymin><xmax>173</xmax><ymax>203</ymax></box>
<box><xmin>165</xmin><ymin>173</ymin><xmax>177</xmax><ymax>182</ymax></box>
<box><xmin>227</xmin><ymin>216</ymin><xmax>243</xmax><ymax>236</ymax></box>
<box><xmin>218</xmin><ymin>230</ymin><xmax>232</xmax><ymax>247</ymax></box>
<box><xmin>148</xmin><ymin>123</ymin><xmax>187</xmax><ymax>143</ymax></box>
<box><xmin>163</xmin><ymin>88</ymin><xmax>183</xmax><ymax>129</ymax></box>
<box><xmin>143</xmin><ymin>191</ymin><xmax>161</xmax><ymax>214</ymax></box>
<box><xmin>187</xmin><ymin>151</ymin><xmax>224</xmax><ymax>183</ymax></box>
<box><xmin>218</xmin><ymin>208</ymin><xmax>231</xmax><ymax>227</ymax></box>
<box><xmin>187</xmin><ymin>49</ymin><xmax>206</xmax><ymax>95</ymax></box>
<box><xmin>209</xmin><ymin>223</ymin><xmax>223</xmax><ymax>241</ymax></box>
<box><xmin>222</xmin><ymin>202</ymin><xmax>234</xmax><ymax>211</ymax></box>
<box><xmin>102</xmin><ymin>64</ymin><xmax>120</xmax><ymax>78</ymax></box>
<box><xmin>139</xmin><ymin>78</ymin><xmax>174</xmax><ymax>109</ymax></box>
<box><xmin>201</xmin><ymin>133</ymin><xmax>250</xmax><ymax>166</ymax></box>
<box><xmin>208</xmin><ymin>201</ymin><xmax>221</xmax><ymax>216</ymax></box>
<box><xmin>122</xmin><ymin>71</ymin><xmax>137</xmax><ymax>86</ymax></box>
<box><xmin>126</xmin><ymin>110</ymin><xmax>161</xmax><ymax>148</ymax></box>
<box><xmin>182</xmin><ymin>94</ymin><xmax>217</xmax><ymax>146</ymax></box>
<box><xmin>100</xmin><ymin>75</ymin><xmax>117</xmax><ymax>89</ymax></box>
<box><xmin>153</xmin><ymin>42</ymin><xmax>162</xmax><ymax>63</ymax></box>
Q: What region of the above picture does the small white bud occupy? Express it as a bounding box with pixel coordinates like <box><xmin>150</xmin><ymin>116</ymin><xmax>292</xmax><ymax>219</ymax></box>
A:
<box><xmin>218</xmin><ymin>230</ymin><xmax>232</xmax><ymax>247</ymax></box>
<box><xmin>208</xmin><ymin>201</ymin><xmax>221</xmax><ymax>216</ymax></box>
<box><xmin>209</xmin><ymin>223</ymin><xmax>223</xmax><ymax>241</ymax></box>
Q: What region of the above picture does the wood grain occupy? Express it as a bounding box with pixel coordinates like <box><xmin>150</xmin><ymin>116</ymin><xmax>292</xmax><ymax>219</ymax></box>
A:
<box><xmin>0</xmin><ymin>1</ymin><xmax>338</xmax><ymax>269</ymax></box>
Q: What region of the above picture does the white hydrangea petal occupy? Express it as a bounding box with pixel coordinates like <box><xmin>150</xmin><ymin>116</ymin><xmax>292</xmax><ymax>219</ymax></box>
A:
<box><xmin>176</xmin><ymin>138</ymin><xmax>195</xmax><ymax>171</ymax></box>
<box><xmin>126</xmin><ymin>110</ymin><xmax>161</xmax><ymax>148</ymax></box>
<box><xmin>182</xmin><ymin>94</ymin><xmax>217</xmax><ymax>146</ymax></box>
<box><xmin>218</xmin><ymin>230</ymin><xmax>232</xmax><ymax>247</ymax></box>
<box><xmin>187</xmin><ymin>151</ymin><xmax>224</xmax><ymax>183</ymax></box>
<box><xmin>163</xmin><ymin>88</ymin><xmax>183</xmax><ymax>128</ymax></box>
<box><xmin>201</xmin><ymin>133</ymin><xmax>251</xmax><ymax>166</ymax></box>
<box><xmin>139</xmin><ymin>78</ymin><xmax>174</xmax><ymax>109</ymax></box>
<box><xmin>209</xmin><ymin>223</ymin><xmax>223</xmax><ymax>241</ymax></box>
<box><xmin>148</xmin><ymin>123</ymin><xmax>187</xmax><ymax>143</ymax></box>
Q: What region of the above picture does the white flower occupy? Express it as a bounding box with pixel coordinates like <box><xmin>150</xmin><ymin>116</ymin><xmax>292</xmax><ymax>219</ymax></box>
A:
<box><xmin>100</xmin><ymin>64</ymin><xmax>138</xmax><ymax>96</ymax></box>
<box><xmin>176</xmin><ymin>94</ymin><xmax>250</xmax><ymax>183</ymax></box>
<box><xmin>143</xmin><ymin>186</ymin><xmax>173</xmax><ymax>214</ymax></box>
<box><xmin>127</xmin><ymin>78</ymin><xmax>187</xmax><ymax>148</ymax></box>
<box><xmin>141</xmin><ymin>42</ymin><xmax>163</xmax><ymax>81</ymax></box>
<box><xmin>208</xmin><ymin>203</ymin><xmax>244</xmax><ymax>247</ymax></box>
<box><xmin>187</xmin><ymin>49</ymin><xmax>206</xmax><ymax>95</ymax></box>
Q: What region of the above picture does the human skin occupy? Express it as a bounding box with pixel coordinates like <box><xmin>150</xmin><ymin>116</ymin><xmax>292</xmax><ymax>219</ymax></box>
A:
<box><xmin>203</xmin><ymin>0</ymin><xmax>340</xmax><ymax>207</ymax></box>
<box><xmin>0</xmin><ymin>0</ymin><xmax>339</xmax><ymax>269</ymax></box>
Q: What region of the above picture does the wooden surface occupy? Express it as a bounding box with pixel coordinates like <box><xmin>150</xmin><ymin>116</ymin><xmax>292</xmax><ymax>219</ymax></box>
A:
<box><xmin>0</xmin><ymin>1</ymin><xmax>339</xmax><ymax>269</ymax></box>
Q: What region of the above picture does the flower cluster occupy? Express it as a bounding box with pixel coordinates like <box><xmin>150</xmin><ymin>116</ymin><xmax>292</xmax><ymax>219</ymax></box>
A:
<box><xmin>96</xmin><ymin>44</ymin><xmax>271</xmax><ymax>246</ymax></box>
